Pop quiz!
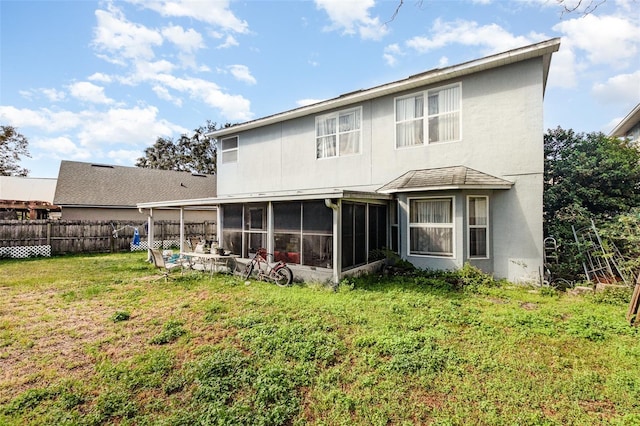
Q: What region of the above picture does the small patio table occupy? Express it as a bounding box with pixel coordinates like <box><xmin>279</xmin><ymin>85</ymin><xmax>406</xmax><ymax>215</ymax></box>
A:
<box><xmin>180</xmin><ymin>252</ymin><xmax>239</xmax><ymax>277</ymax></box>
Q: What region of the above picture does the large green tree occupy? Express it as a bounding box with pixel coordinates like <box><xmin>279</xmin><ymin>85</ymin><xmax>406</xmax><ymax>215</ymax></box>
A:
<box><xmin>0</xmin><ymin>125</ymin><xmax>30</xmax><ymax>176</ymax></box>
<box><xmin>136</xmin><ymin>121</ymin><xmax>218</xmax><ymax>174</ymax></box>
<box><xmin>544</xmin><ymin>127</ymin><xmax>640</xmax><ymax>279</ymax></box>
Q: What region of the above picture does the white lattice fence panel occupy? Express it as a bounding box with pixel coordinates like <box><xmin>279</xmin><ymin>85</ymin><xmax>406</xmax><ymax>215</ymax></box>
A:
<box><xmin>0</xmin><ymin>245</ymin><xmax>52</xmax><ymax>258</ymax></box>
<box><xmin>130</xmin><ymin>240</ymin><xmax>179</xmax><ymax>251</ymax></box>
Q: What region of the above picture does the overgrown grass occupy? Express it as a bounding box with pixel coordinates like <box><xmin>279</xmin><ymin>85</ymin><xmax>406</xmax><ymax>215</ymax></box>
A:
<box><xmin>1</xmin><ymin>253</ymin><xmax>639</xmax><ymax>425</ymax></box>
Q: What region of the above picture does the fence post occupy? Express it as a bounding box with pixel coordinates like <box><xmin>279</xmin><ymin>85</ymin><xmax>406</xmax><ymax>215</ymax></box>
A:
<box><xmin>46</xmin><ymin>221</ymin><xmax>51</xmax><ymax>246</ymax></box>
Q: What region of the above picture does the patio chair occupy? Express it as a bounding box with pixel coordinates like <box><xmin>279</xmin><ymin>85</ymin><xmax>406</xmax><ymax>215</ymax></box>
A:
<box><xmin>150</xmin><ymin>248</ymin><xmax>181</xmax><ymax>281</ymax></box>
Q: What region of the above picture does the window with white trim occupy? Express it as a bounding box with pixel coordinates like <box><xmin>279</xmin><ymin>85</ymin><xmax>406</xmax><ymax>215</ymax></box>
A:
<box><xmin>468</xmin><ymin>196</ymin><xmax>488</xmax><ymax>258</ymax></box>
<box><xmin>409</xmin><ymin>197</ymin><xmax>454</xmax><ymax>257</ymax></box>
<box><xmin>316</xmin><ymin>107</ymin><xmax>361</xmax><ymax>159</ymax></box>
<box><xmin>396</xmin><ymin>83</ymin><xmax>461</xmax><ymax>148</ymax></box>
<box><xmin>221</xmin><ymin>136</ymin><xmax>238</xmax><ymax>164</ymax></box>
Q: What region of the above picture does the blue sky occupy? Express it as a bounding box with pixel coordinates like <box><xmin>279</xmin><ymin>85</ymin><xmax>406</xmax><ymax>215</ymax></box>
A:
<box><xmin>1</xmin><ymin>0</ymin><xmax>638</xmax><ymax>178</ymax></box>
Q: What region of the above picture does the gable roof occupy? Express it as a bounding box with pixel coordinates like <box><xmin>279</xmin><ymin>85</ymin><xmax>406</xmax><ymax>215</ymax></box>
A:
<box><xmin>210</xmin><ymin>38</ymin><xmax>560</xmax><ymax>139</ymax></box>
<box><xmin>377</xmin><ymin>166</ymin><xmax>513</xmax><ymax>194</ymax></box>
<box><xmin>609</xmin><ymin>103</ymin><xmax>640</xmax><ymax>138</ymax></box>
<box><xmin>54</xmin><ymin>161</ymin><xmax>216</xmax><ymax>207</ymax></box>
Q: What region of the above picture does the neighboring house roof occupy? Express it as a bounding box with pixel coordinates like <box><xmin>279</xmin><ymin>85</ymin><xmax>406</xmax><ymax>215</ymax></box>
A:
<box><xmin>377</xmin><ymin>166</ymin><xmax>514</xmax><ymax>194</ymax></box>
<box><xmin>609</xmin><ymin>103</ymin><xmax>640</xmax><ymax>139</ymax></box>
<box><xmin>0</xmin><ymin>176</ymin><xmax>57</xmax><ymax>203</ymax></box>
<box><xmin>54</xmin><ymin>161</ymin><xmax>216</xmax><ymax>208</ymax></box>
<box><xmin>210</xmin><ymin>38</ymin><xmax>560</xmax><ymax>139</ymax></box>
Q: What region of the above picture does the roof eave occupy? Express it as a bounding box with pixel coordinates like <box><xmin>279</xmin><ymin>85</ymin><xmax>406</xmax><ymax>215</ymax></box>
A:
<box><xmin>609</xmin><ymin>103</ymin><xmax>640</xmax><ymax>137</ymax></box>
<box><xmin>209</xmin><ymin>38</ymin><xmax>560</xmax><ymax>138</ymax></box>
<box><xmin>378</xmin><ymin>183</ymin><xmax>514</xmax><ymax>194</ymax></box>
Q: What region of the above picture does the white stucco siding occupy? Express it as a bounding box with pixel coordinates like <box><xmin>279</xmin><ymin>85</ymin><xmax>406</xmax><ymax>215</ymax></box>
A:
<box><xmin>218</xmin><ymin>103</ymin><xmax>376</xmax><ymax>195</ymax></box>
<box><xmin>491</xmin><ymin>174</ymin><xmax>543</xmax><ymax>283</ymax></box>
<box><xmin>218</xmin><ymin>58</ymin><xmax>544</xmax><ymax>198</ymax></box>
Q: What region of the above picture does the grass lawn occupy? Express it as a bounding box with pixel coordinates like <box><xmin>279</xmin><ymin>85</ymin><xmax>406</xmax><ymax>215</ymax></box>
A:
<box><xmin>1</xmin><ymin>252</ymin><xmax>639</xmax><ymax>425</ymax></box>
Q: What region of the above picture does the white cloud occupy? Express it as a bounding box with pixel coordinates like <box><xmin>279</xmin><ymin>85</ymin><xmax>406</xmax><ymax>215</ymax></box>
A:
<box><xmin>383</xmin><ymin>43</ymin><xmax>402</xmax><ymax>66</ymax></box>
<box><xmin>88</xmin><ymin>72</ymin><xmax>113</xmax><ymax>83</ymax></box>
<box><xmin>41</xmin><ymin>88</ymin><xmax>66</xmax><ymax>102</ymax></box>
<box><xmin>217</xmin><ymin>35</ymin><xmax>239</xmax><ymax>49</ymax></box>
<box><xmin>151</xmin><ymin>73</ymin><xmax>252</xmax><ymax>121</ymax></box>
<box><xmin>547</xmin><ymin>45</ymin><xmax>579</xmax><ymax>88</ymax></box>
<box><xmin>75</xmin><ymin>106</ymin><xmax>186</xmax><ymax>148</ymax></box>
<box><xmin>152</xmin><ymin>85</ymin><xmax>183</xmax><ymax>106</ymax></box>
<box><xmin>161</xmin><ymin>24</ymin><xmax>204</xmax><ymax>53</ymax></box>
<box><xmin>315</xmin><ymin>0</ymin><xmax>389</xmax><ymax>40</ymax></box>
<box><xmin>592</xmin><ymin>70</ymin><xmax>640</xmax><ymax>104</ymax></box>
<box><xmin>33</xmin><ymin>136</ymin><xmax>92</xmax><ymax>160</ymax></box>
<box><xmin>552</xmin><ymin>14</ymin><xmax>639</xmax><ymax>67</ymax></box>
<box><xmin>107</xmin><ymin>148</ymin><xmax>145</xmax><ymax>165</ymax></box>
<box><xmin>19</xmin><ymin>88</ymin><xmax>66</xmax><ymax>102</ymax></box>
<box><xmin>0</xmin><ymin>105</ymin><xmax>187</xmax><ymax>150</ymax></box>
<box><xmin>437</xmin><ymin>56</ymin><xmax>449</xmax><ymax>68</ymax></box>
<box><xmin>124</xmin><ymin>0</ymin><xmax>249</xmax><ymax>33</ymax></box>
<box><xmin>228</xmin><ymin>64</ymin><xmax>257</xmax><ymax>85</ymax></box>
<box><xmin>68</xmin><ymin>81</ymin><xmax>114</xmax><ymax>104</ymax></box>
<box><xmin>0</xmin><ymin>106</ymin><xmax>81</xmax><ymax>132</ymax></box>
<box><xmin>92</xmin><ymin>5</ymin><xmax>163</xmax><ymax>63</ymax></box>
<box><xmin>405</xmin><ymin>19</ymin><xmax>544</xmax><ymax>55</ymax></box>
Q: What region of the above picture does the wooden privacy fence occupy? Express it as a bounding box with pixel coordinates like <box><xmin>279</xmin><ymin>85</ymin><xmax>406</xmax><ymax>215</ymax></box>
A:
<box><xmin>0</xmin><ymin>220</ymin><xmax>216</xmax><ymax>256</ymax></box>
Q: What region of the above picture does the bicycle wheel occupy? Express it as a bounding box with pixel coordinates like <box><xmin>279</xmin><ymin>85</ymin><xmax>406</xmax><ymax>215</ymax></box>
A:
<box><xmin>274</xmin><ymin>266</ymin><xmax>293</xmax><ymax>287</ymax></box>
<box><xmin>243</xmin><ymin>262</ymin><xmax>254</xmax><ymax>280</ymax></box>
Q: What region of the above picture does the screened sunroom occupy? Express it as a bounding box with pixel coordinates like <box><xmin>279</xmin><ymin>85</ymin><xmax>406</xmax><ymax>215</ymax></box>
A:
<box><xmin>216</xmin><ymin>190</ymin><xmax>393</xmax><ymax>283</ymax></box>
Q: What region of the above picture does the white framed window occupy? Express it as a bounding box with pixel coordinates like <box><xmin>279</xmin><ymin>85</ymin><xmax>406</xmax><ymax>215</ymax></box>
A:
<box><xmin>395</xmin><ymin>83</ymin><xmax>461</xmax><ymax>148</ymax></box>
<box><xmin>396</xmin><ymin>94</ymin><xmax>424</xmax><ymax>148</ymax></box>
<box><xmin>467</xmin><ymin>196</ymin><xmax>489</xmax><ymax>258</ymax></box>
<box><xmin>409</xmin><ymin>197</ymin><xmax>454</xmax><ymax>257</ymax></box>
<box><xmin>316</xmin><ymin>107</ymin><xmax>361</xmax><ymax>159</ymax></box>
<box><xmin>221</xmin><ymin>136</ymin><xmax>238</xmax><ymax>164</ymax></box>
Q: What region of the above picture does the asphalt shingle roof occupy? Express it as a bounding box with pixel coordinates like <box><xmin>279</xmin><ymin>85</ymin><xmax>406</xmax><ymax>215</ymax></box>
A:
<box><xmin>378</xmin><ymin>166</ymin><xmax>513</xmax><ymax>193</ymax></box>
<box><xmin>53</xmin><ymin>161</ymin><xmax>216</xmax><ymax>207</ymax></box>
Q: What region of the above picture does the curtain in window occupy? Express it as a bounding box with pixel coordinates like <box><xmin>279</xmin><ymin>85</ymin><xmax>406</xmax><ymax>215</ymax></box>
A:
<box><xmin>469</xmin><ymin>197</ymin><xmax>488</xmax><ymax>257</ymax></box>
<box><xmin>469</xmin><ymin>197</ymin><xmax>487</xmax><ymax>226</ymax></box>
<box><xmin>410</xmin><ymin>199</ymin><xmax>453</xmax><ymax>256</ymax></box>
<box><xmin>410</xmin><ymin>199</ymin><xmax>451</xmax><ymax>224</ymax></box>
<box><xmin>428</xmin><ymin>86</ymin><xmax>460</xmax><ymax>143</ymax></box>
<box><xmin>316</xmin><ymin>117</ymin><xmax>336</xmax><ymax>158</ymax></box>
<box><xmin>338</xmin><ymin>111</ymin><xmax>360</xmax><ymax>155</ymax></box>
<box><xmin>396</xmin><ymin>96</ymin><xmax>424</xmax><ymax>147</ymax></box>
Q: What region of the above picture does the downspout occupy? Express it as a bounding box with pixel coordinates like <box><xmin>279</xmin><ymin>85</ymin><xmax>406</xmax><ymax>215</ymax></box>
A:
<box><xmin>325</xmin><ymin>199</ymin><xmax>340</xmax><ymax>287</ymax></box>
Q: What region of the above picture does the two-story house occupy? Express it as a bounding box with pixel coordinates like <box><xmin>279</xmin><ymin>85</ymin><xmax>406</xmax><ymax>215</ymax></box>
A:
<box><xmin>138</xmin><ymin>38</ymin><xmax>561</xmax><ymax>285</ymax></box>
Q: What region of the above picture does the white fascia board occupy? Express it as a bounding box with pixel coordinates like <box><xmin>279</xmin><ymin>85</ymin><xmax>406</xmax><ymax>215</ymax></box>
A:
<box><xmin>137</xmin><ymin>188</ymin><xmax>392</xmax><ymax>209</ymax></box>
<box><xmin>378</xmin><ymin>184</ymin><xmax>514</xmax><ymax>194</ymax></box>
<box><xmin>209</xmin><ymin>38</ymin><xmax>560</xmax><ymax>139</ymax></box>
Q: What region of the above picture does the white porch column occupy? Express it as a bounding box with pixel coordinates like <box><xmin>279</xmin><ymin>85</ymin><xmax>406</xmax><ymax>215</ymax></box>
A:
<box><xmin>179</xmin><ymin>207</ymin><xmax>185</xmax><ymax>253</ymax></box>
<box><xmin>147</xmin><ymin>208</ymin><xmax>154</xmax><ymax>262</ymax></box>
<box><xmin>267</xmin><ymin>202</ymin><xmax>274</xmax><ymax>260</ymax></box>
<box><xmin>216</xmin><ymin>206</ymin><xmax>222</xmax><ymax>246</ymax></box>
<box><xmin>332</xmin><ymin>200</ymin><xmax>341</xmax><ymax>286</ymax></box>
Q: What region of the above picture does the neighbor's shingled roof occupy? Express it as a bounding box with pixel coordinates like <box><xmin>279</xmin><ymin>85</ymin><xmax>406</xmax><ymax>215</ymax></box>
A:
<box><xmin>377</xmin><ymin>166</ymin><xmax>513</xmax><ymax>193</ymax></box>
<box><xmin>53</xmin><ymin>161</ymin><xmax>216</xmax><ymax>207</ymax></box>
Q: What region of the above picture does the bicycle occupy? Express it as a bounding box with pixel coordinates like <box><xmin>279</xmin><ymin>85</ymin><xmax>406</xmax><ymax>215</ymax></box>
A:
<box><xmin>243</xmin><ymin>248</ymin><xmax>293</xmax><ymax>287</ymax></box>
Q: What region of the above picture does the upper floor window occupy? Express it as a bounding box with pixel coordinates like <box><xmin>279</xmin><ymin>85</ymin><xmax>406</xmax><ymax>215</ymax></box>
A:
<box><xmin>316</xmin><ymin>108</ymin><xmax>361</xmax><ymax>159</ymax></box>
<box><xmin>221</xmin><ymin>136</ymin><xmax>238</xmax><ymax>164</ymax></box>
<box><xmin>396</xmin><ymin>83</ymin><xmax>460</xmax><ymax>148</ymax></box>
